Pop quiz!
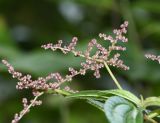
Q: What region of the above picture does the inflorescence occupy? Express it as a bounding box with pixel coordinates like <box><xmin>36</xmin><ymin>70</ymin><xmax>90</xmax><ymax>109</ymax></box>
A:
<box><xmin>145</xmin><ymin>54</ymin><xmax>160</xmax><ymax>64</ymax></box>
<box><xmin>2</xmin><ymin>21</ymin><xmax>130</xmax><ymax>123</ymax></box>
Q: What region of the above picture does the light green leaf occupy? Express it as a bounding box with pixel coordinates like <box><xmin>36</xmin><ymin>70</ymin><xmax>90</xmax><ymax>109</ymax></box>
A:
<box><xmin>99</xmin><ymin>89</ymin><xmax>141</xmax><ymax>106</ymax></box>
<box><xmin>67</xmin><ymin>89</ymin><xmax>141</xmax><ymax>106</ymax></box>
<box><xmin>66</xmin><ymin>90</ymin><xmax>108</xmax><ymax>100</ymax></box>
<box><xmin>104</xmin><ymin>96</ymin><xmax>143</xmax><ymax>123</ymax></box>
<box><xmin>143</xmin><ymin>97</ymin><xmax>160</xmax><ymax>108</ymax></box>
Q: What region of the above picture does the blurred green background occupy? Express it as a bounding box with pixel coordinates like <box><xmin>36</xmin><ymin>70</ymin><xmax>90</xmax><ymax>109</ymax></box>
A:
<box><xmin>0</xmin><ymin>0</ymin><xmax>160</xmax><ymax>123</ymax></box>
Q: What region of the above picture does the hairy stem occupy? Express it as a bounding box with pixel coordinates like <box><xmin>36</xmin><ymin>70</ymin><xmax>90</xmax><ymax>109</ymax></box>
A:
<box><xmin>103</xmin><ymin>61</ymin><xmax>122</xmax><ymax>90</ymax></box>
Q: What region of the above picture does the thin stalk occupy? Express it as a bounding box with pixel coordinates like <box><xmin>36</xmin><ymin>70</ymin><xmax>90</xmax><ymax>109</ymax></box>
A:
<box><xmin>47</xmin><ymin>89</ymin><xmax>71</xmax><ymax>96</ymax></box>
<box><xmin>103</xmin><ymin>61</ymin><xmax>122</xmax><ymax>90</ymax></box>
<box><xmin>55</xmin><ymin>89</ymin><xmax>71</xmax><ymax>96</ymax></box>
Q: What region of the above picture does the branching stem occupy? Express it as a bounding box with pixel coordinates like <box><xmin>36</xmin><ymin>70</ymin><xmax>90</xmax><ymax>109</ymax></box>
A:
<box><xmin>18</xmin><ymin>92</ymin><xmax>44</xmax><ymax>121</ymax></box>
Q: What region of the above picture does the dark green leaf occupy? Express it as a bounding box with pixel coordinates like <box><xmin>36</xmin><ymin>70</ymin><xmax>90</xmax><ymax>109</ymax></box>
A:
<box><xmin>104</xmin><ymin>96</ymin><xmax>143</xmax><ymax>123</ymax></box>
<box><xmin>87</xmin><ymin>99</ymin><xmax>104</xmax><ymax>112</ymax></box>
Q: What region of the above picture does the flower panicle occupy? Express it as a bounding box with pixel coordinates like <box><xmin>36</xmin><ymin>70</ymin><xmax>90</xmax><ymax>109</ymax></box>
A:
<box><xmin>2</xmin><ymin>60</ymin><xmax>80</xmax><ymax>123</ymax></box>
<box><xmin>145</xmin><ymin>54</ymin><xmax>160</xmax><ymax>64</ymax></box>
<box><xmin>11</xmin><ymin>92</ymin><xmax>43</xmax><ymax>123</ymax></box>
<box><xmin>2</xmin><ymin>21</ymin><xmax>130</xmax><ymax>123</ymax></box>
<box><xmin>2</xmin><ymin>60</ymin><xmax>82</xmax><ymax>91</ymax></box>
<box><xmin>41</xmin><ymin>21</ymin><xmax>129</xmax><ymax>73</ymax></box>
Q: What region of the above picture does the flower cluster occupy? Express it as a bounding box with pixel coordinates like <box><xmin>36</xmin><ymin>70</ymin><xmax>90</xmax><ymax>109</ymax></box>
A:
<box><xmin>11</xmin><ymin>93</ymin><xmax>43</xmax><ymax>123</ymax></box>
<box><xmin>42</xmin><ymin>21</ymin><xmax>129</xmax><ymax>78</ymax></box>
<box><xmin>145</xmin><ymin>54</ymin><xmax>160</xmax><ymax>64</ymax></box>
<box><xmin>2</xmin><ymin>21</ymin><xmax>129</xmax><ymax>123</ymax></box>
<box><xmin>2</xmin><ymin>60</ymin><xmax>79</xmax><ymax>91</ymax></box>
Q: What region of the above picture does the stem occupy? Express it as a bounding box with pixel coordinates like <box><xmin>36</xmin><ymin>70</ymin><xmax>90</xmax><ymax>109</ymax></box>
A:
<box><xmin>103</xmin><ymin>61</ymin><xmax>122</xmax><ymax>90</ymax></box>
<box><xmin>47</xmin><ymin>89</ymin><xmax>71</xmax><ymax>96</ymax></box>
<box><xmin>55</xmin><ymin>89</ymin><xmax>71</xmax><ymax>96</ymax></box>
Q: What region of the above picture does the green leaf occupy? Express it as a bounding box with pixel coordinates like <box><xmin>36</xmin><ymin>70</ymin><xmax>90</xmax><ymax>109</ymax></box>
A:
<box><xmin>133</xmin><ymin>1</ymin><xmax>160</xmax><ymax>14</ymax></box>
<box><xmin>66</xmin><ymin>90</ymin><xmax>108</xmax><ymax>100</ymax></box>
<box><xmin>104</xmin><ymin>96</ymin><xmax>143</xmax><ymax>123</ymax></box>
<box><xmin>143</xmin><ymin>97</ymin><xmax>160</xmax><ymax>108</ymax></box>
<box><xmin>99</xmin><ymin>89</ymin><xmax>141</xmax><ymax>106</ymax></box>
<box><xmin>75</xmin><ymin>0</ymin><xmax>113</xmax><ymax>9</ymax></box>
<box><xmin>67</xmin><ymin>89</ymin><xmax>141</xmax><ymax>106</ymax></box>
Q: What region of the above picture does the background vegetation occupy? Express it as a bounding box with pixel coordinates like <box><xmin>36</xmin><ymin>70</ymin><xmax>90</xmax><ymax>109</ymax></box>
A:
<box><xmin>0</xmin><ymin>0</ymin><xmax>160</xmax><ymax>123</ymax></box>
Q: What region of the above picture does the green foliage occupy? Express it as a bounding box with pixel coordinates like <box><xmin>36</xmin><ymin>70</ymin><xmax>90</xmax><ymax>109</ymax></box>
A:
<box><xmin>67</xmin><ymin>88</ymin><xmax>160</xmax><ymax>122</ymax></box>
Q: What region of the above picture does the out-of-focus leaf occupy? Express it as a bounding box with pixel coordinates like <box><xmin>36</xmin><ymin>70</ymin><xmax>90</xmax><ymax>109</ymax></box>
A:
<box><xmin>120</xmin><ymin>0</ymin><xmax>147</xmax><ymax>81</ymax></box>
<box><xmin>141</xmin><ymin>22</ymin><xmax>160</xmax><ymax>37</ymax></box>
<box><xmin>68</xmin><ymin>101</ymin><xmax>106</xmax><ymax>123</ymax></box>
<box><xmin>0</xmin><ymin>45</ymin><xmax>21</xmax><ymax>59</ymax></box>
<box><xmin>0</xmin><ymin>51</ymin><xmax>82</xmax><ymax>76</ymax></box>
<box><xmin>0</xmin><ymin>16</ymin><xmax>21</xmax><ymax>59</ymax></box>
<box><xmin>74</xmin><ymin>0</ymin><xmax>113</xmax><ymax>9</ymax></box>
<box><xmin>0</xmin><ymin>16</ymin><xmax>16</xmax><ymax>47</ymax></box>
<box><xmin>104</xmin><ymin>96</ymin><xmax>143</xmax><ymax>123</ymax></box>
<box><xmin>0</xmin><ymin>79</ymin><xmax>15</xmax><ymax>103</ymax></box>
<box><xmin>133</xmin><ymin>1</ymin><xmax>160</xmax><ymax>14</ymax></box>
